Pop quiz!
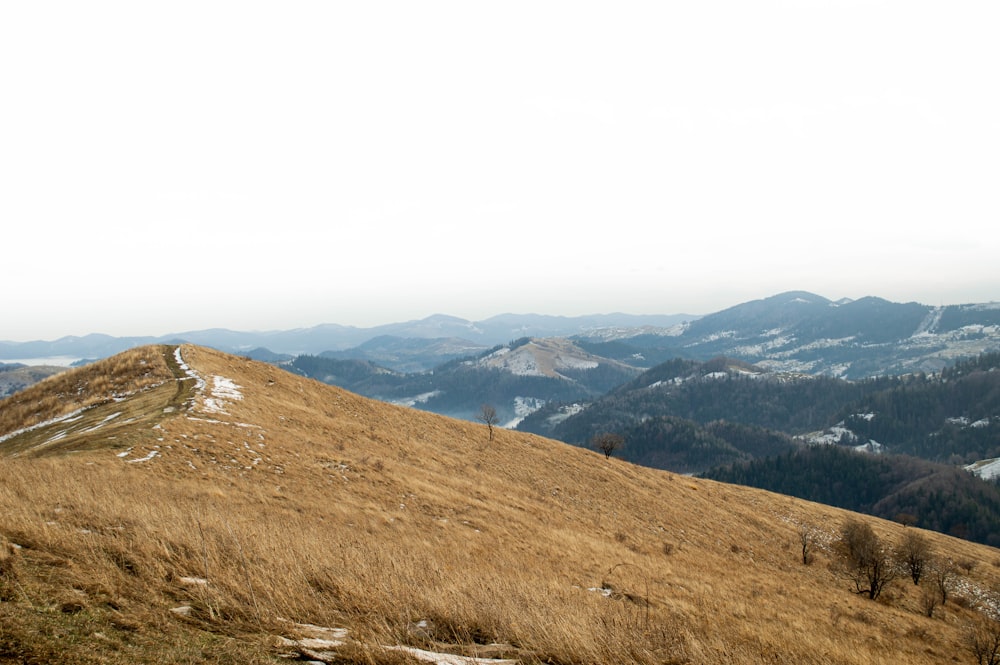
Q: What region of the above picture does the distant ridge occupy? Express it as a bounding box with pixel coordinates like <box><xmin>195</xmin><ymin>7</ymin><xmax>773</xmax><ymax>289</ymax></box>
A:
<box><xmin>4</xmin><ymin>291</ymin><xmax>999</xmax><ymax>380</ymax></box>
<box><xmin>0</xmin><ymin>312</ymin><xmax>694</xmax><ymax>361</ymax></box>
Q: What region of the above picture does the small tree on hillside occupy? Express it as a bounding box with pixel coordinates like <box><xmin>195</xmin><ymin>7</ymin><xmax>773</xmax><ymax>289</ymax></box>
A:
<box><xmin>798</xmin><ymin>524</ymin><xmax>817</xmax><ymax>565</ymax></box>
<box><xmin>836</xmin><ymin>518</ymin><xmax>898</xmax><ymax>600</ymax></box>
<box><xmin>896</xmin><ymin>530</ymin><xmax>932</xmax><ymax>585</ymax></box>
<box><xmin>592</xmin><ymin>432</ymin><xmax>624</xmax><ymax>459</ymax></box>
<box><xmin>477</xmin><ymin>404</ymin><xmax>499</xmax><ymax>442</ymax></box>
<box><xmin>931</xmin><ymin>557</ymin><xmax>956</xmax><ymax>605</ymax></box>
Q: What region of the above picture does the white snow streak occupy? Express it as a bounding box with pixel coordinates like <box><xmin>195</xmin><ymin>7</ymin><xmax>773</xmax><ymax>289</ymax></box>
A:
<box><xmin>126</xmin><ymin>449</ymin><xmax>160</xmax><ymax>464</ymax></box>
<box><xmin>384</xmin><ymin>646</ymin><xmax>518</xmax><ymax>665</ymax></box>
<box><xmin>174</xmin><ymin>347</ymin><xmax>242</xmax><ymax>414</ymax></box>
<box><xmin>0</xmin><ymin>407</ymin><xmax>88</xmax><ymax>445</ymax></box>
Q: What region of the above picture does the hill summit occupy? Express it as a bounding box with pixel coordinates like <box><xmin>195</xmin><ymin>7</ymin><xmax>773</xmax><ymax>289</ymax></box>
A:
<box><xmin>1</xmin><ymin>345</ymin><xmax>999</xmax><ymax>664</ymax></box>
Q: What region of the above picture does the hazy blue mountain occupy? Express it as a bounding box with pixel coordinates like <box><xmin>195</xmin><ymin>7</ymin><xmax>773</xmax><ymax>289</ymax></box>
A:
<box><xmin>0</xmin><ymin>313</ymin><xmax>693</xmax><ymax>361</ymax></box>
<box><xmin>320</xmin><ymin>335</ymin><xmax>491</xmax><ymax>372</ymax></box>
<box><xmin>0</xmin><ymin>333</ymin><xmax>155</xmax><ymax>360</ymax></box>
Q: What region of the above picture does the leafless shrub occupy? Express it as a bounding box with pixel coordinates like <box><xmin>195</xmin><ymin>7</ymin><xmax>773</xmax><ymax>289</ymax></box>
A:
<box><xmin>921</xmin><ymin>586</ymin><xmax>940</xmax><ymax>618</ymax></box>
<box><xmin>476</xmin><ymin>404</ymin><xmax>499</xmax><ymax>442</ymax></box>
<box><xmin>968</xmin><ymin>617</ymin><xmax>1000</xmax><ymax>665</ymax></box>
<box><xmin>591</xmin><ymin>432</ymin><xmax>624</xmax><ymax>459</ymax></box>
<box><xmin>799</xmin><ymin>524</ymin><xmax>817</xmax><ymax>565</ymax></box>
<box><xmin>931</xmin><ymin>558</ymin><xmax>957</xmax><ymax>605</ymax></box>
<box><xmin>835</xmin><ymin>518</ymin><xmax>898</xmax><ymax>600</ymax></box>
<box><xmin>895</xmin><ymin>512</ymin><xmax>918</xmax><ymax>527</ymax></box>
<box><xmin>896</xmin><ymin>530</ymin><xmax>932</xmax><ymax>585</ymax></box>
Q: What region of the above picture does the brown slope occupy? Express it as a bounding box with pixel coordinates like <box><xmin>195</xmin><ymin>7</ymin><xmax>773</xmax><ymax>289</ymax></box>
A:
<box><xmin>0</xmin><ymin>343</ymin><xmax>998</xmax><ymax>664</ymax></box>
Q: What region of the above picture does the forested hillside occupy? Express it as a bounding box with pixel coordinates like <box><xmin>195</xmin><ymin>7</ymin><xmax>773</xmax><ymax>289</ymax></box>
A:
<box><xmin>612</xmin><ymin>416</ymin><xmax>798</xmax><ymax>475</ymax></box>
<box><xmin>830</xmin><ymin>352</ymin><xmax>1000</xmax><ymax>463</ymax></box>
<box><xmin>703</xmin><ymin>445</ymin><xmax>1000</xmax><ymax>547</ymax></box>
<box><xmin>517</xmin><ymin>357</ymin><xmax>888</xmax><ymax>444</ymax></box>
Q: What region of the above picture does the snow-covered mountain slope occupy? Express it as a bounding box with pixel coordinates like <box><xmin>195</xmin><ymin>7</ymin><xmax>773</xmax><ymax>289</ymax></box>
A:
<box><xmin>474</xmin><ymin>338</ymin><xmax>624</xmax><ymax>379</ymax></box>
<box><xmin>577</xmin><ymin>292</ymin><xmax>1000</xmax><ymax>379</ymax></box>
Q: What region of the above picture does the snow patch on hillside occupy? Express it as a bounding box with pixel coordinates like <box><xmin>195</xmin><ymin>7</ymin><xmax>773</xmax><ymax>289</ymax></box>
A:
<box><xmin>947</xmin><ymin>416</ymin><xmax>992</xmax><ymax>429</ymax></box>
<box><xmin>385</xmin><ymin>645</ymin><xmax>517</xmax><ymax>665</ymax></box>
<box><xmin>686</xmin><ymin>330</ymin><xmax>737</xmax><ymax>347</ymax></box>
<box><xmin>127</xmin><ymin>449</ymin><xmax>160</xmax><ymax>464</ymax></box>
<box><xmin>174</xmin><ymin>347</ymin><xmax>242</xmax><ymax>415</ymax></box>
<box><xmin>393</xmin><ymin>390</ymin><xmax>443</xmax><ymax>408</ymax></box>
<box><xmin>174</xmin><ymin>347</ymin><xmax>206</xmax><ymax>392</ymax></box>
<box><xmin>731</xmin><ymin>336</ymin><xmax>795</xmax><ymax>356</ymax></box>
<box><xmin>966</xmin><ymin>458</ymin><xmax>1000</xmax><ymax>480</ymax></box>
<box><xmin>557</xmin><ymin>355</ymin><xmax>599</xmax><ymax>370</ymax></box>
<box><xmin>648</xmin><ymin>377</ymin><xmax>686</xmax><ymax>389</ymax></box>
<box><xmin>582</xmin><ymin>322</ymin><xmax>691</xmax><ymax>341</ymax></box>
<box><xmin>660</xmin><ymin>322</ymin><xmax>689</xmax><ymax>337</ymax></box>
<box><xmin>504</xmin><ymin>396</ymin><xmax>546</xmax><ymax>428</ymax></box>
<box><xmin>81</xmin><ymin>412</ymin><xmax>121</xmax><ymax>433</ymax></box>
<box><xmin>798</xmin><ymin>425</ymin><xmax>857</xmax><ymax>446</ymax></box>
<box><xmin>854</xmin><ymin>440</ymin><xmax>883</xmax><ymax>454</ymax></box>
<box><xmin>546</xmin><ymin>403</ymin><xmax>586</xmax><ymax>426</ymax></box>
<box><xmin>203</xmin><ymin>375</ymin><xmax>243</xmax><ymax>414</ymax></box>
<box><xmin>504</xmin><ymin>352</ymin><xmax>542</xmax><ymax>377</ymax></box>
<box><xmin>912</xmin><ymin>306</ymin><xmax>944</xmax><ymax>337</ymax></box>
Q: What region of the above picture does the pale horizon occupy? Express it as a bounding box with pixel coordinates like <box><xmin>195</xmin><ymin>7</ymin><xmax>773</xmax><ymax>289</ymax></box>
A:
<box><xmin>3</xmin><ymin>2</ymin><xmax>998</xmax><ymax>343</ymax></box>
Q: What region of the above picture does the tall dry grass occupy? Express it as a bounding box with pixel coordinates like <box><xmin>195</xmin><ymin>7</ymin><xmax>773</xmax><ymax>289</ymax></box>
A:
<box><xmin>2</xmin><ymin>344</ymin><xmax>999</xmax><ymax>664</ymax></box>
<box><xmin>0</xmin><ymin>345</ymin><xmax>175</xmax><ymax>436</ymax></box>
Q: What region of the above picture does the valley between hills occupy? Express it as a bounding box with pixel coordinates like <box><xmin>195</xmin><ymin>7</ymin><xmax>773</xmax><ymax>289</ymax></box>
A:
<box><xmin>2</xmin><ymin>344</ymin><xmax>1000</xmax><ymax>664</ymax></box>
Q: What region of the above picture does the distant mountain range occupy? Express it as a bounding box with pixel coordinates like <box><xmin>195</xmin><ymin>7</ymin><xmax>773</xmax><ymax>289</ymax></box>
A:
<box><xmin>4</xmin><ymin>291</ymin><xmax>1000</xmax><ymax>380</ymax></box>
<box><xmin>0</xmin><ymin>312</ymin><xmax>692</xmax><ymax>364</ymax></box>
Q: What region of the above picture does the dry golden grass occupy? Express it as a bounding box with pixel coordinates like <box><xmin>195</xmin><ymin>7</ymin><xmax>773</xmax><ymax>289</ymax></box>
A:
<box><xmin>1</xmin><ymin>343</ymin><xmax>999</xmax><ymax>664</ymax></box>
<box><xmin>0</xmin><ymin>346</ymin><xmax>175</xmax><ymax>439</ymax></box>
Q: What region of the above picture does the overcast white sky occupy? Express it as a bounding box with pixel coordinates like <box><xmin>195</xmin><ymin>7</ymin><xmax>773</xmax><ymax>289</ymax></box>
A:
<box><xmin>2</xmin><ymin>2</ymin><xmax>998</xmax><ymax>341</ymax></box>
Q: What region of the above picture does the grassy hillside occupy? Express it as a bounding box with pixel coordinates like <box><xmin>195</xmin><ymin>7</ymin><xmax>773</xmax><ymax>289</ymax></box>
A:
<box><xmin>1</xmin><ymin>345</ymin><xmax>1000</xmax><ymax>664</ymax></box>
<box><xmin>0</xmin><ymin>363</ymin><xmax>66</xmax><ymax>399</ymax></box>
